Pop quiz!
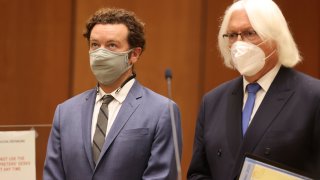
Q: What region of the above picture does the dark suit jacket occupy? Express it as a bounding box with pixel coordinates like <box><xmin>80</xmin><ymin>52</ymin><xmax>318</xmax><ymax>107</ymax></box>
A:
<box><xmin>43</xmin><ymin>80</ymin><xmax>182</xmax><ymax>180</ymax></box>
<box><xmin>188</xmin><ymin>67</ymin><xmax>320</xmax><ymax>179</ymax></box>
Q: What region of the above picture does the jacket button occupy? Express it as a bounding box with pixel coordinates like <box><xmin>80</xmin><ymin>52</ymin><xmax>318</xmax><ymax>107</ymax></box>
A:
<box><xmin>264</xmin><ymin>147</ymin><xmax>271</xmax><ymax>156</ymax></box>
<box><xmin>217</xmin><ymin>149</ymin><xmax>222</xmax><ymax>157</ymax></box>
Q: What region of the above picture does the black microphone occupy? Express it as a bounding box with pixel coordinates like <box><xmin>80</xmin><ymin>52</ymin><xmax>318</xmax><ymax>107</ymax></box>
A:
<box><xmin>164</xmin><ymin>68</ymin><xmax>181</xmax><ymax>180</ymax></box>
<box><xmin>165</xmin><ymin>68</ymin><xmax>172</xmax><ymax>79</ymax></box>
<box><xmin>165</xmin><ymin>69</ymin><xmax>173</xmax><ymax>100</ymax></box>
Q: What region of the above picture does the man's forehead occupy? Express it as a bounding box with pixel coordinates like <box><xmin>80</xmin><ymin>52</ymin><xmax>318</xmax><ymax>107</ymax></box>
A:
<box><xmin>90</xmin><ymin>23</ymin><xmax>128</xmax><ymax>41</ymax></box>
<box><xmin>227</xmin><ymin>9</ymin><xmax>252</xmax><ymax>31</ymax></box>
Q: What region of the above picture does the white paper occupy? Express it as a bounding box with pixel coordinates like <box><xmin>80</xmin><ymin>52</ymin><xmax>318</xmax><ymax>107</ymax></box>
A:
<box><xmin>0</xmin><ymin>130</ymin><xmax>36</xmax><ymax>180</ymax></box>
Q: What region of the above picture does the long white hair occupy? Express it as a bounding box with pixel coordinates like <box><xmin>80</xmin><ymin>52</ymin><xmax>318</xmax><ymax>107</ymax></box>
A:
<box><xmin>218</xmin><ymin>0</ymin><xmax>301</xmax><ymax>69</ymax></box>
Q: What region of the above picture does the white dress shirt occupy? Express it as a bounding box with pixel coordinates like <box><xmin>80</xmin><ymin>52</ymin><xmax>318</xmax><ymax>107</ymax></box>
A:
<box><xmin>91</xmin><ymin>79</ymin><xmax>135</xmax><ymax>143</ymax></box>
<box><xmin>243</xmin><ymin>63</ymin><xmax>281</xmax><ymax>125</ymax></box>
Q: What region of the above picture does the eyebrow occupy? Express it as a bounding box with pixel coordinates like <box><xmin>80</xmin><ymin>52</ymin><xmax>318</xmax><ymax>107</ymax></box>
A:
<box><xmin>227</xmin><ymin>27</ymin><xmax>255</xmax><ymax>33</ymax></box>
<box><xmin>106</xmin><ymin>40</ymin><xmax>120</xmax><ymax>44</ymax></box>
<box><xmin>89</xmin><ymin>39</ymin><xmax>120</xmax><ymax>45</ymax></box>
<box><xmin>89</xmin><ymin>38</ymin><xmax>98</xmax><ymax>42</ymax></box>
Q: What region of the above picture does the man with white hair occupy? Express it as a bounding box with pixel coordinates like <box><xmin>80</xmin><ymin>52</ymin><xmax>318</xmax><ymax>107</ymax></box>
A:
<box><xmin>188</xmin><ymin>0</ymin><xmax>320</xmax><ymax>179</ymax></box>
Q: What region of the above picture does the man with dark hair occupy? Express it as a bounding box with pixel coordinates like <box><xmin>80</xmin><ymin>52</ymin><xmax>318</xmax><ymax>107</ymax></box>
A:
<box><xmin>43</xmin><ymin>8</ymin><xmax>182</xmax><ymax>180</ymax></box>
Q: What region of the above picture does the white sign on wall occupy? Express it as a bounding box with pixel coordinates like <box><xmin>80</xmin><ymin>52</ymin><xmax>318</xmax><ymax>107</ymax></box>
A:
<box><xmin>0</xmin><ymin>130</ymin><xmax>36</xmax><ymax>180</ymax></box>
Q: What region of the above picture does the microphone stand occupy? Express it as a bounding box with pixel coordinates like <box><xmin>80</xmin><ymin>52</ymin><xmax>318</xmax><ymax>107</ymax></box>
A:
<box><xmin>165</xmin><ymin>69</ymin><xmax>181</xmax><ymax>180</ymax></box>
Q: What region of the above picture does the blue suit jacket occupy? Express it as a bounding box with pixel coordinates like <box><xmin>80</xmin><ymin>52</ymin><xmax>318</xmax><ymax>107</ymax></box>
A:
<box><xmin>44</xmin><ymin>81</ymin><xmax>182</xmax><ymax>180</ymax></box>
<box><xmin>188</xmin><ymin>67</ymin><xmax>320</xmax><ymax>179</ymax></box>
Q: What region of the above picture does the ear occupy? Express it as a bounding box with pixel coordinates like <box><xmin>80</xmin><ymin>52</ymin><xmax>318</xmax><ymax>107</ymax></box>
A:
<box><xmin>129</xmin><ymin>47</ymin><xmax>142</xmax><ymax>64</ymax></box>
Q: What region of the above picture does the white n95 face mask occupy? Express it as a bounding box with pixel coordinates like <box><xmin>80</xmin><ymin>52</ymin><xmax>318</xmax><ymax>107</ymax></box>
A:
<box><xmin>231</xmin><ymin>41</ymin><xmax>266</xmax><ymax>76</ymax></box>
<box><xmin>89</xmin><ymin>48</ymin><xmax>133</xmax><ymax>86</ymax></box>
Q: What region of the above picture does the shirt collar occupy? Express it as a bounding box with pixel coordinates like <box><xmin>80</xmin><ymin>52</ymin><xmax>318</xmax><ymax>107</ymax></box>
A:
<box><xmin>243</xmin><ymin>63</ymin><xmax>281</xmax><ymax>92</ymax></box>
<box><xmin>95</xmin><ymin>78</ymin><xmax>135</xmax><ymax>103</ymax></box>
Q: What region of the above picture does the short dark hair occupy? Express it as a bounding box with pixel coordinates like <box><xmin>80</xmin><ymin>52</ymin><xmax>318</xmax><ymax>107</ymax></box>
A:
<box><xmin>83</xmin><ymin>8</ymin><xmax>146</xmax><ymax>52</ymax></box>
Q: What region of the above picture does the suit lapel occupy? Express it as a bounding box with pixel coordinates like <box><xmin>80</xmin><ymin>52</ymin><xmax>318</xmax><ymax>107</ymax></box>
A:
<box><xmin>232</xmin><ymin>67</ymin><xmax>295</xmax><ymax>177</ymax></box>
<box><xmin>81</xmin><ymin>89</ymin><xmax>97</xmax><ymax>171</ymax></box>
<box><xmin>96</xmin><ymin>81</ymin><xmax>142</xmax><ymax>166</ymax></box>
<box><xmin>226</xmin><ymin>77</ymin><xmax>244</xmax><ymax>159</ymax></box>
<box><xmin>242</xmin><ymin>67</ymin><xmax>294</xmax><ymax>152</ymax></box>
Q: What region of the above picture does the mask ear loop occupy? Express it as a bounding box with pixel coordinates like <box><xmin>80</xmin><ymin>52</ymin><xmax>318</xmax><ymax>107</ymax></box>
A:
<box><xmin>256</xmin><ymin>40</ymin><xmax>267</xmax><ymax>47</ymax></box>
<box><xmin>262</xmin><ymin>48</ymin><xmax>277</xmax><ymax>65</ymax></box>
<box><xmin>125</xmin><ymin>48</ymin><xmax>136</xmax><ymax>65</ymax></box>
<box><xmin>114</xmin><ymin>48</ymin><xmax>136</xmax><ymax>94</ymax></box>
<box><xmin>126</xmin><ymin>47</ymin><xmax>138</xmax><ymax>79</ymax></box>
<box><xmin>255</xmin><ymin>39</ymin><xmax>277</xmax><ymax>62</ymax></box>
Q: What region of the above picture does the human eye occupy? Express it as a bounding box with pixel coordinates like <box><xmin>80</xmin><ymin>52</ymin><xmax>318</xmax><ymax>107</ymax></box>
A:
<box><xmin>228</xmin><ymin>33</ymin><xmax>238</xmax><ymax>39</ymax></box>
<box><xmin>106</xmin><ymin>42</ymin><xmax>118</xmax><ymax>51</ymax></box>
<box><xmin>244</xmin><ymin>30</ymin><xmax>257</xmax><ymax>38</ymax></box>
<box><xmin>248</xmin><ymin>30</ymin><xmax>257</xmax><ymax>36</ymax></box>
<box><xmin>90</xmin><ymin>42</ymin><xmax>100</xmax><ymax>50</ymax></box>
<box><xmin>108</xmin><ymin>44</ymin><xmax>116</xmax><ymax>48</ymax></box>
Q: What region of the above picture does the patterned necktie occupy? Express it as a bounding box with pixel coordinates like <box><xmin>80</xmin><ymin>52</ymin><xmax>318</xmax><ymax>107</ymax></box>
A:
<box><xmin>92</xmin><ymin>95</ymin><xmax>114</xmax><ymax>164</ymax></box>
<box><xmin>242</xmin><ymin>83</ymin><xmax>261</xmax><ymax>136</ymax></box>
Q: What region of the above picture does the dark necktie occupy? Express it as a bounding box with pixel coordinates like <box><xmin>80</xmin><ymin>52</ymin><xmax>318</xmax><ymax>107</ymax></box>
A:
<box><xmin>242</xmin><ymin>83</ymin><xmax>261</xmax><ymax>135</ymax></box>
<box><xmin>92</xmin><ymin>95</ymin><xmax>114</xmax><ymax>164</ymax></box>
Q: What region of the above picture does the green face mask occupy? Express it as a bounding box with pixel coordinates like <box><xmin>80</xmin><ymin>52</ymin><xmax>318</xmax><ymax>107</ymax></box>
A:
<box><xmin>89</xmin><ymin>48</ymin><xmax>133</xmax><ymax>85</ymax></box>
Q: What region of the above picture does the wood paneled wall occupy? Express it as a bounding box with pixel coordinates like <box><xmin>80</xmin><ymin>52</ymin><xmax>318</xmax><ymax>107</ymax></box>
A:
<box><xmin>276</xmin><ymin>0</ymin><xmax>320</xmax><ymax>77</ymax></box>
<box><xmin>0</xmin><ymin>0</ymin><xmax>319</xmax><ymax>179</ymax></box>
<box><xmin>0</xmin><ymin>0</ymin><xmax>73</xmax><ymax>179</ymax></box>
